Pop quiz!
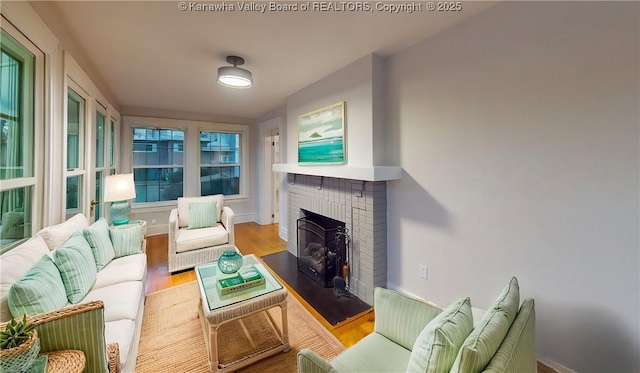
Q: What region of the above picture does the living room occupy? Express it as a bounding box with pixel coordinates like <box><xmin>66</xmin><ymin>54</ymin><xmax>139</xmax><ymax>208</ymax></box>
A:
<box><xmin>0</xmin><ymin>1</ymin><xmax>638</xmax><ymax>373</ymax></box>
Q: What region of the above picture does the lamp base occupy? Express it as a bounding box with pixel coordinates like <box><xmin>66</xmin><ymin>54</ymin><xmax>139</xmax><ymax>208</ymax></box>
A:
<box><xmin>110</xmin><ymin>200</ymin><xmax>131</xmax><ymax>226</ymax></box>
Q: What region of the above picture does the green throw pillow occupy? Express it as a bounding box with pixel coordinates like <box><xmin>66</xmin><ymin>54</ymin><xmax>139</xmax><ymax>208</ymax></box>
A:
<box><xmin>8</xmin><ymin>254</ymin><xmax>68</xmax><ymax>317</ymax></box>
<box><xmin>84</xmin><ymin>217</ymin><xmax>116</xmax><ymax>270</ymax></box>
<box><xmin>407</xmin><ymin>297</ymin><xmax>474</xmax><ymax>373</ymax></box>
<box><xmin>54</xmin><ymin>231</ymin><xmax>98</xmax><ymax>304</ymax></box>
<box><xmin>109</xmin><ymin>224</ymin><xmax>144</xmax><ymax>258</ymax></box>
<box><xmin>451</xmin><ymin>278</ymin><xmax>520</xmax><ymax>373</ymax></box>
<box><xmin>188</xmin><ymin>201</ymin><xmax>217</xmax><ymax>229</ymax></box>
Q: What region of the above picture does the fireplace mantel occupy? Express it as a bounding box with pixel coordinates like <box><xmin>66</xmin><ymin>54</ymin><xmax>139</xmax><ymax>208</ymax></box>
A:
<box><xmin>273</xmin><ymin>164</ymin><xmax>402</xmax><ymax>181</ymax></box>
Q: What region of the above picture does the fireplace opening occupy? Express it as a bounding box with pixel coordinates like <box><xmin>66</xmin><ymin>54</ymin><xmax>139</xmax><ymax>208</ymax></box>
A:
<box><xmin>297</xmin><ymin>210</ymin><xmax>346</xmax><ymax>287</ymax></box>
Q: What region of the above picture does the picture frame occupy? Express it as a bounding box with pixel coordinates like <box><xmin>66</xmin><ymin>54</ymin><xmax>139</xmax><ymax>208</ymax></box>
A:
<box><xmin>297</xmin><ymin>101</ymin><xmax>346</xmax><ymax>165</ymax></box>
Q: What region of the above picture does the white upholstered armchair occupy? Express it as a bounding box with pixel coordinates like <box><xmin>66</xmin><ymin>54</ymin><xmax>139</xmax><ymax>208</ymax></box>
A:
<box><xmin>168</xmin><ymin>194</ymin><xmax>235</xmax><ymax>273</ymax></box>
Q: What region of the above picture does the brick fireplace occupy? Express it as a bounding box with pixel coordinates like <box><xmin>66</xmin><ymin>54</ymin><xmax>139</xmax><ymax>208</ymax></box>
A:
<box><xmin>286</xmin><ymin>174</ymin><xmax>387</xmax><ymax>305</ymax></box>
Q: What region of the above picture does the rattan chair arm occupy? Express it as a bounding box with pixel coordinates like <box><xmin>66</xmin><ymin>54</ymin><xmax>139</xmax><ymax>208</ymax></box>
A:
<box><xmin>107</xmin><ymin>342</ymin><xmax>119</xmax><ymax>373</ymax></box>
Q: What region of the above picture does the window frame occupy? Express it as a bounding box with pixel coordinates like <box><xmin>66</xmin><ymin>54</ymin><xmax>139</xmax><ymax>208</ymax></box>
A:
<box><xmin>64</xmin><ymin>81</ymin><xmax>89</xmax><ymax>219</ymax></box>
<box><xmin>199</xmin><ymin>130</ymin><xmax>242</xmax><ymax>197</ymax></box>
<box><xmin>122</xmin><ymin>116</ymin><xmax>249</xmax><ymax>209</ymax></box>
<box><xmin>0</xmin><ymin>17</ymin><xmax>45</xmax><ymax>252</ymax></box>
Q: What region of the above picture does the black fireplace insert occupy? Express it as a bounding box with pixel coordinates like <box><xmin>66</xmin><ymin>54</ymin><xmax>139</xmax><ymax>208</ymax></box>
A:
<box><xmin>297</xmin><ymin>210</ymin><xmax>346</xmax><ymax>287</ymax></box>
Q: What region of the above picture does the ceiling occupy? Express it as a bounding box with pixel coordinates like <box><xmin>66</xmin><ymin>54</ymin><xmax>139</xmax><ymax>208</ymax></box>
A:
<box><xmin>30</xmin><ymin>1</ymin><xmax>497</xmax><ymax>119</ymax></box>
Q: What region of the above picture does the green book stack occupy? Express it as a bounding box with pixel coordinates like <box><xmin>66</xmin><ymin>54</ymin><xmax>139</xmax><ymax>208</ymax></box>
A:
<box><xmin>216</xmin><ymin>265</ymin><xmax>266</xmax><ymax>295</ymax></box>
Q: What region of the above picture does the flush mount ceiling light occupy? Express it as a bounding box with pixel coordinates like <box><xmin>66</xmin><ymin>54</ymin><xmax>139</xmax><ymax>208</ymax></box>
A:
<box><xmin>217</xmin><ymin>55</ymin><xmax>253</xmax><ymax>88</ymax></box>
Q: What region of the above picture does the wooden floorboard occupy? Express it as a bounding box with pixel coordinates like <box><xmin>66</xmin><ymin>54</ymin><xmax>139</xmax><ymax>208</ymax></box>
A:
<box><xmin>145</xmin><ymin>222</ymin><xmax>373</xmax><ymax>347</ymax></box>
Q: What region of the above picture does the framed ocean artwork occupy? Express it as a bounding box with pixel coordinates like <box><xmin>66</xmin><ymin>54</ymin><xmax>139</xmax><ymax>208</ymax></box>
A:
<box><xmin>297</xmin><ymin>101</ymin><xmax>345</xmax><ymax>165</ymax></box>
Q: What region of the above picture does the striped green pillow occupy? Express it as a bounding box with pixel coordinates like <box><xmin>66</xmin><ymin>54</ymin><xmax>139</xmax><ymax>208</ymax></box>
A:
<box><xmin>109</xmin><ymin>224</ymin><xmax>144</xmax><ymax>258</ymax></box>
<box><xmin>54</xmin><ymin>232</ymin><xmax>98</xmax><ymax>304</ymax></box>
<box><xmin>84</xmin><ymin>217</ymin><xmax>116</xmax><ymax>270</ymax></box>
<box><xmin>374</xmin><ymin>287</ymin><xmax>442</xmax><ymax>350</ymax></box>
<box><xmin>451</xmin><ymin>278</ymin><xmax>520</xmax><ymax>373</ymax></box>
<box><xmin>407</xmin><ymin>297</ymin><xmax>473</xmax><ymax>373</ymax></box>
<box><xmin>188</xmin><ymin>201</ymin><xmax>217</xmax><ymax>229</ymax></box>
<box><xmin>8</xmin><ymin>255</ymin><xmax>68</xmax><ymax>317</ymax></box>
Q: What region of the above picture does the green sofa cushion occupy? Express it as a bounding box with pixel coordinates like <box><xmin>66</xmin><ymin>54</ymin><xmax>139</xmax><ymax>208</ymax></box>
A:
<box><xmin>451</xmin><ymin>277</ymin><xmax>520</xmax><ymax>373</ymax></box>
<box><xmin>54</xmin><ymin>232</ymin><xmax>98</xmax><ymax>304</ymax></box>
<box><xmin>84</xmin><ymin>217</ymin><xmax>116</xmax><ymax>270</ymax></box>
<box><xmin>109</xmin><ymin>224</ymin><xmax>144</xmax><ymax>258</ymax></box>
<box><xmin>8</xmin><ymin>255</ymin><xmax>68</xmax><ymax>317</ymax></box>
<box><xmin>407</xmin><ymin>297</ymin><xmax>473</xmax><ymax>373</ymax></box>
<box><xmin>374</xmin><ymin>287</ymin><xmax>442</xmax><ymax>351</ymax></box>
<box><xmin>483</xmin><ymin>298</ymin><xmax>536</xmax><ymax>373</ymax></box>
<box><xmin>188</xmin><ymin>201</ymin><xmax>217</xmax><ymax>229</ymax></box>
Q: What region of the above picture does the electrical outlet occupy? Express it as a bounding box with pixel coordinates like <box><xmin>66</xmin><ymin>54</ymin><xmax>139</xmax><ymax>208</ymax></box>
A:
<box><xmin>151</xmin><ymin>219</ymin><xmax>157</xmax><ymax>225</ymax></box>
<box><xmin>420</xmin><ymin>265</ymin><xmax>428</xmax><ymax>280</ymax></box>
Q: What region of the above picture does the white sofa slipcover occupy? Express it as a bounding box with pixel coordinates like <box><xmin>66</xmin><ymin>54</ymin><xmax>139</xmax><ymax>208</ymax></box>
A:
<box><xmin>0</xmin><ymin>213</ymin><xmax>146</xmax><ymax>373</ymax></box>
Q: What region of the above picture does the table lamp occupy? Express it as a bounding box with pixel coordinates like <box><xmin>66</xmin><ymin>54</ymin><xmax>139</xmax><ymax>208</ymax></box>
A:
<box><xmin>104</xmin><ymin>173</ymin><xmax>137</xmax><ymax>225</ymax></box>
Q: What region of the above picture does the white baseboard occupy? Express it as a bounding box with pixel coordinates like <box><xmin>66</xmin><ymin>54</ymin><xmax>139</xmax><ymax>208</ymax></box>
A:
<box><xmin>279</xmin><ymin>226</ymin><xmax>288</xmax><ymax>242</ymax></box>
<box><xmin>234</xmin><ymin>212</ymin><xmax>257</xmax><ymax>224</ymax></box>
<box><xmin>146</xmin><ymin>223</ymin><xmax>168</xmax><ymax>236</ymax></box>
<box><xmin>538</xmin><ymin>358</ymin><xmax>577</xmax><ymax>373</ymax></box>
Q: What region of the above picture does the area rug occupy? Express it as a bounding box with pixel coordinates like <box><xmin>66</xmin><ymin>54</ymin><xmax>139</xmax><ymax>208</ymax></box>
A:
<box><xmin>136</xmin><ymin>281</ymin><xmax>346</xmax><ymax>372</ymax></box>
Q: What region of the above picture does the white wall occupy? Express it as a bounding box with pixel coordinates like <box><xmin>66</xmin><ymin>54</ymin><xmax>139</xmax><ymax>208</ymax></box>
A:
<box><xmin>385</xmin><ymin>2</ymin><xmax>639</xmax><ymax>372</ymax></box>
<box><xmin>285</xmin><ymin>54</ymin><xmax>386</xmax><ymax>167</ymax></box>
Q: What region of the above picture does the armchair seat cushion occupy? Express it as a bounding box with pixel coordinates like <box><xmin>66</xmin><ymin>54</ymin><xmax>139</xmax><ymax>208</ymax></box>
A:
<box><xmin>176</xmin><ymin>224</ymin><xmax>229</xmax><ymax>253</ymax></box>
<box><xmin>331</xmin><ymin>333</ymin><xmax>412</xmax><ymax>372</ymax></box>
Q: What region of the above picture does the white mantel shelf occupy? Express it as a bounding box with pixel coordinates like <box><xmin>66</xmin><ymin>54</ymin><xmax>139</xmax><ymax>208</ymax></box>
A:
<box><xmin>272</xmin><ymin>164</ymin><xmax>403</xmax><ymax>181</ymax></box>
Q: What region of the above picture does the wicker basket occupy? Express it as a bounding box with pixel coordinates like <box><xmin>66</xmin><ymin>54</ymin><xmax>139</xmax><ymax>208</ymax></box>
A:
<box><xmin>0</xmin><ymin>329</ymin><xmax>40</xmax><ymax>373</ymax></box>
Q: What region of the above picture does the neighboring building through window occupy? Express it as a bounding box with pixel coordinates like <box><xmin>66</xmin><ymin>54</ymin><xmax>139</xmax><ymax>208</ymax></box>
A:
<box><xmin>124</xmin><ymin>116</ymin><xmax>248</xmax><ymax>205</ymax></box>
<box><xmin>132</xmin><ymin>127</ymin><xmax>184</xmax><ymax>203</ymax></box>
<box><xmin>200</xmin><ymin>131</ymin><xmax>240</xmax><ymax>196</ymax></box>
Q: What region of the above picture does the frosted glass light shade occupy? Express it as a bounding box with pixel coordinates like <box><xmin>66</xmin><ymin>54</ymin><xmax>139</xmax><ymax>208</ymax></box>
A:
<box><xmin>217</xmin><ymin>66</ymin><xmax>253</xmax><ymax>88</ymax></box>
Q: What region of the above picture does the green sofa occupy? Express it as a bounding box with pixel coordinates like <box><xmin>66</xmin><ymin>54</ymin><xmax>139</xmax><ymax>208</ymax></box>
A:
<box><xmin>298</xmin><ymin>278</ymin><xmax>536</xmax><ymax>373</ymax></box>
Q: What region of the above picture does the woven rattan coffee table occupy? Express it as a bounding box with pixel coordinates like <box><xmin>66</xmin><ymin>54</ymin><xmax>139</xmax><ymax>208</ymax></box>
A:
<box><xmin>195</xmin><ymin>253</ymin><xmax>289</xmax><ymax>373</ymax></box>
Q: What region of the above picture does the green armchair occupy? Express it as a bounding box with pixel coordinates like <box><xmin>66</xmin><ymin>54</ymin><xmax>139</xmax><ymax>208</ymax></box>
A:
<box><xmin>298</xmin><ymin>285</ymin><xmax>536</xmax><ymax>373</ymax></box>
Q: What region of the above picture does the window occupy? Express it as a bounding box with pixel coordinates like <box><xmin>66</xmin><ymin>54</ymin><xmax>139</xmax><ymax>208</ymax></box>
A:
<box><xmin>200</xmin><ymin>131</ymin><xmax>240</xmax><ymax>196</ymax></box>
<box><xmin>65</xmin><ymin>88</ymin><xmax>85</xmax><ymax>218</ymax></box>
<box><xmin>124</xmin><ymin>116</ymin><xmax>248</xmax><ymax>205</ymax></box>
<box><xmin>0</xmin><ymin>25</ymin><xmax>41</xmax><ymax>251</ymax></box>
<box><xmin>132</xmin><ymin>127</ymin><xmax>184</xmax><ymax>203</ymax></box>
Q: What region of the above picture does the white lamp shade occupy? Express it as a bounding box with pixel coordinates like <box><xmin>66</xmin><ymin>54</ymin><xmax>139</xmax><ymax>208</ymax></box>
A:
<box><xmin>104</xmin><ymin>173</ymin><xmax>137</xmax><ymax>202</ymax></box>
<box><xmin>217</xmin><ymin>66</ymin><xmax>253</xmax><ymax>88</ymax></box>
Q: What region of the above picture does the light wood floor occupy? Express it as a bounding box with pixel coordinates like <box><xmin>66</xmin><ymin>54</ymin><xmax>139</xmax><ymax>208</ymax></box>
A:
<box><xmin>145</xmin><ymin>222</ymin><xmax>374</xmax><ymax>347</ymax></box>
